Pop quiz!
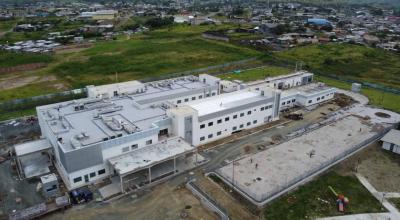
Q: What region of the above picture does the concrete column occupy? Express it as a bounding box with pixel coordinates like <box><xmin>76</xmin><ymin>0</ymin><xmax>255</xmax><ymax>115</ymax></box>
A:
<box><xmin>173</xmin><ymin>156</ymin><xmax>176</xmax><ymax>173</ymax></box>
<box><xmin>120</xmin><ymin>175</ymin><xmax>124</xmax><ymax>193</ymax></box>
<box><xmin>148</xmin><ymin>167</ymin><xmax>151</xmax><ymax>183</ymax></box>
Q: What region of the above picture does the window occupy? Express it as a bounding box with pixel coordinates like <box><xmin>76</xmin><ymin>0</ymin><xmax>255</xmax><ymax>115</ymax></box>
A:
<box><xmin>292</xmin><ymin>99</ymin><xmax>296</xmax><ymax>103</ymax></box>
<box><xmin>240</xmin><ymin>113</ymin><xmax>244</xmax><ymax>117</ymax></box>
<box><xmin>177</xmin><ymin>100</ymin><xmax>181</xmax><ymax>104</ymax></box>
<box><xmin>232</xmin><ymin>126</ymin><xmax>237</xmax><ymax>131</ymax></box>
<box><xmin>200</xmin><ymin>124</ymin><xmax>205</xmax><ymax>129</ymax></box>
<box><xmin>131</xmin><ymin>144</ymin><xmax>138</xmax><ymax>150</ymax></box>
<box><xmin>212</xmin><ymin>92</ymin><xmax>216</xmax><ymax>96</ymax></box>
<box><xmin>208</xmin><ymin>122</ymin><xmax>213</xmax><ymax>126</ymax></box>
<box><xmin>217</xmin><ymin>119</ymin><xmax>222</xmax><ymax>124</ymax></box>
<box><xmin>217</xmin><ymin>131</ymin><xmax>222</xmax><ymax>136</ymax></box>
<box><xmin>308</xmin><ymin>100</ymin><xmax>312</xmax><ymax>104</ymax></box>
<box><xmin>247</xmin><ymin>122</ymin><xmax>251</xmax><ymax>126</ymax></box>
<box><xmin>90</xmin><ymin>172</ymin><xmax>96</xmax><ymax>178</ymax></box>
<box><xmin>317</xmin><ymin>97</ymin><xmax>320</xmax><ymax>101</ymax></box>
<box><xmin>208</xmin><ymin>134</ymin><xmax>213</xmax><ymax>138</ymax></box>
<box><xmin>73</xmin><ymin>177</ymin><xmax>82</xmax><ymax>183</ymax></box>
<box><xmin>225</xmin><ymin>117</ymin><xmax>230</xmax><ymax>121</ymax></box>
<box><xmin>282</xmin><ymin>102</ymin><xmax>286</xmax><ymax>105</ymax></box>
<box><xmin>239</xmin><ymin>124</ymin><xmax>244</xmax><ymax>128</ymax></box>
<box><xmin>321</xmin><ymin>96</ymin><xmax>325</xmax><ymax>99</ymax></box>
<box><xmin>269</xmin><ymin>105</ymin><xmax>273</xmax><ymax>108</ymax></box>
<box><xmin>247</xmin><ymin>111</ymin><xmax>251</xmax><ymax>115</ymax></box>
<box><xmin>199</xmin><ymin>95</ymin><xmax>203</xmax><ymax>99</ymax></box>
<box><xmin>184</xmin><ymin>98</ymin><xmax>189</xmax><ymax>102</ymax></box>
<box><xmin>146</xmin><ymin>139</ymin><xmax>152</xmax><ymax>145</ymax></box>
<box><xmin>261</xmin><ymin>107</ymin><xmax>265</xmax><ymax>111</ymax></box>
<box><xmin>122</xmin><ymin>146</ymin><xmax>129</xmax><ymax>153</ymax></box>
<box><xmin>233</xmin><ymin>115</ymin><xmax>237</xmax><ymax>119</ymax></box>
<box><xmin>253</xmin><ymin>120</ymin><xmax>257</xmax><ymax>124</ymax></box>
<box><xmin>206</xmin><ymin>94</ymin><xmax>210</xmax><ymax>97</ymax></box>
<box><xmin>98</xmin><ymin>169</ymin><xmax>106</xmax><ymax>175</ymax></box>
<box><xmin>192</xmin><ymin>97</ymin><xmax>196</xmax><ymax>100</ymax></box>
<box><xmin>200</xmin><ymin>136</ymin><xmax>205</xmax><ymax>141</ymax></box>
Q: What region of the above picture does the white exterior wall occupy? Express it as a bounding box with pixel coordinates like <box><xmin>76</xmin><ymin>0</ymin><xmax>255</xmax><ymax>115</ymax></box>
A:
<box><xmin>101</xmin><ymin>134</ymin><xmax>158</xmax><ymax>160</ymax></box>
<box><xmin>382</xmin><ymin>141</ymin><xmax>400</xmax><ymax>154</ymax></box>
<box><xmin>280</xmin><ymin>95</ymin><xmax>297</xmax><ymax>110</ymax></box>
<box><xmin>67</xmin><ymin>163</ymin><xmax>108</xmax><ymax>189</ymax></box>
<box><xmin>171</xmin><ymin>89</ymin><xmax>218</xmax><ymax>105</ymax></box>
<box><xmin>193</xmin><ymin>103</ymin><xmax>274</xmax><ymax>146</ymax></box>
<box><xmin>267</xmin><ymin>76</ymin><xmax>304</xmax><ymax>89</ymax></box>
<box><xmin>297</xmin><ymin>90</ymin><xmax>335</xmax><ymax>107</ymax></box>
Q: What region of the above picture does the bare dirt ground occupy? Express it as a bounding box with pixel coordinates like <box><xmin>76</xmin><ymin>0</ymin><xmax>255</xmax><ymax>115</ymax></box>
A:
<box><xmin>195</xmin><ymin>174</ymin><xmax>260</xmax><ymax>220</ymax></box>
<box><xmin>335</xmin><ymin>142</ymin><xmax>400</xmax><ymax>192</ymax></box>
<box><xmin>43</xmin><ymin>182</ymin><xmax>218</xmax><ymax>220</ymax></box>
<box><xmin>0</xmin><ymin>74</ymin><xmax>59</xmax><ymax>90</ymax></box>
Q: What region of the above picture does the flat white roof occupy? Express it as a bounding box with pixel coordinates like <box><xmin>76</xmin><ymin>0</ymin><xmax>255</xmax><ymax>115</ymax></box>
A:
<box><xmin>187</xmin><ymin>91</ymin><xmax>262</xmax><ymax>116</ymax></box>
<box><xmin>15</xmin><ymin>139</ymin><xmax>51</xmax><ymax>156</ymax></box>
<box><xmin>108</xmin><ymin>137</ymin><xmax>195</xmax><ymax>176</ymax></box>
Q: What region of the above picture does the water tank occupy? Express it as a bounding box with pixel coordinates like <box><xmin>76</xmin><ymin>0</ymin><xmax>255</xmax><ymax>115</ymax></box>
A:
<box><xmin>351</xmin><ymin>83</ymin><xmax>362</xmax><ymax>93</ymax></box>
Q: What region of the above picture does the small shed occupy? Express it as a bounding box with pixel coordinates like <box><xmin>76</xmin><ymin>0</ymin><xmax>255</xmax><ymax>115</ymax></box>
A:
<box><xmin>381</xmin><ymin>129</ymin><xmax>400</xmax><ymax>154</ymax></box>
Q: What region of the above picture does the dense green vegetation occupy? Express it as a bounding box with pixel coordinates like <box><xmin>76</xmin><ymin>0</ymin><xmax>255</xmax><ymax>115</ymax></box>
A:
<box><xmin>266</xmin><ymin>43</ymin><xmax>400</xmax><ymax>89</ymax></box>
<box><xmin>264</xmin><ymin>171</ymin><xmax>383</xmax><ymax>220</ymax></box>
<box><xmin>0</xmin><ymin>51</ymin><xmax>53</xmax><ymax>68</ymax></box>
<box><xmin>219</xmin><ymin>65</ymin><xmax>291</xmax><ymax>82</ymax></box>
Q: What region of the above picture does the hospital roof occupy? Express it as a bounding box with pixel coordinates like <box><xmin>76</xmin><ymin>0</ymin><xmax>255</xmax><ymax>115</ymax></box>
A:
<box><xmin>187</xmin><ymin>90</ymin><xmax>269</xmax><ymax>117</ymax></box>
<box><xmin>38</xmin><ymin>96</ymin><xmax>167</xmax><ymax>151</ymax></box>
<box><xmin>37</xmin><ymin>75</ymin><xmax>217</xmax><ymax>152</ymax></box>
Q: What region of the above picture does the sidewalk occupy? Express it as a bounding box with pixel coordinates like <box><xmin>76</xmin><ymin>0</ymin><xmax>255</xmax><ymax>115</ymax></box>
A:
<box><xmin>355</xmin><ymin>173</ymin><xmax>400</xmax><ymax>219</ymax></box>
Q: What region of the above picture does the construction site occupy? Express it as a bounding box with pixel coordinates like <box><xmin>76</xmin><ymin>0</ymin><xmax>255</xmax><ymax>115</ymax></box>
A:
<box><xmin>0</xmin><ymin>71</ymin><xmax>399</xmax><ymax>220</ymax></box>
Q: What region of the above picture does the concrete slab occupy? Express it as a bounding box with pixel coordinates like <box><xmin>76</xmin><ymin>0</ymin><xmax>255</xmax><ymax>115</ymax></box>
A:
<box><xmin>20</xmin><ymin>153</ymin><xmax>51</xmax><ymax>179</ymax></box>
<box><xmin>217</xmin><ymin>115</ymin><xmax>392</xmax><ymax>202</ymax></box>
<box><xmin>99</xmin><ymin>177</ymin><xmax>121</xmax><ymax>199</ymax></box>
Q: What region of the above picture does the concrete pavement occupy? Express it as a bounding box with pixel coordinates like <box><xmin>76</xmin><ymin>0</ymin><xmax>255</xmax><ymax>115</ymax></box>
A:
<box><xmin>355</xmin><ymin>173</ymin><xmax>400</xmax><ymax>219</ymax></box>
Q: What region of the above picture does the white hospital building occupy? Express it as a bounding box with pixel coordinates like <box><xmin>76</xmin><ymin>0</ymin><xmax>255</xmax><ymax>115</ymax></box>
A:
<box><xmin>15</xmin><ymin>71</ymin><xmax>336</xmax><ymax>192</ymax></box>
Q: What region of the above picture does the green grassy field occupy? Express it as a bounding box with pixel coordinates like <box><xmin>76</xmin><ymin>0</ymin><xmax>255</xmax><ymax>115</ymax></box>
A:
<box><xmin>264</xmin><ymin>171</ymin><xmax>383</xmax><ymax>220</ymax></box>
<box><xmin>47</xmin><ymin>24</ymin><xmax>261</xmax><ymax>88</ymax></box>
<box><xmin>0</xmin><ymin>24</ymin><xmax>260</xmax><ymax>100</ymax></box>
<box><xmin>316</xmin><ymin>76</ymin><xmax>400</xmax><ymax>113</ymax></box>
<box><xmin>219</xmin><ymin>65</ymin><xmax>291</xmax><ymax>82</ymax></box>
<box><xmin>269</xmin><ymin>43</ymin><xmax>400</xmax><ymax>89</ymax></box>
<box><xmin>0</xmin><ymin>51</ymin><xmax>53</xmax><ymax>68</ymax></box>
<box><xmin>0</xmin><ymin>19</ymin><xmax>17</xmax><ymax>32</ymax></box>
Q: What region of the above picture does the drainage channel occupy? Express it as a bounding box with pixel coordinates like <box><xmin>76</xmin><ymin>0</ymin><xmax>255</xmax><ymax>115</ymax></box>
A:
<box><xmin>186</xmin><ymin>179</ymin><xmax>230</xmax><ymax>220</ymax></box>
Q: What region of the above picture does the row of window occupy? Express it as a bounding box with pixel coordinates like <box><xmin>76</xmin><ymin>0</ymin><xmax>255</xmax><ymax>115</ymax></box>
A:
<box><xmin>282</xmin><ymin>99</ymin><xmax>296</xmax><ymax>106</ymax></box>
<box><xmin>200</xmin><ymin>105</ymin><xmax>272</xmax><ymax>129</ymax></box>
<box><xmin>176</xmin><ymin>92</ymin><xmax>217</xmax><ymax>104</ymax></box>
<box><xmin>199</xmin><ymin>120</ymin><xmax>258</xmax><ymax>141</ymax></box>
<box><xmin>73</xmin><ymin>169</ymin><xmax>106</xmax><ymax>183</ymax></box>
<box><xmin>308</xmin><ymin>94</ymin><xmax>330</xmax><ymax>104</ymax></box>
<box><xmin>121</xmin><ymin>140</ymin><xmax>152</xmax><ymax>153</ymax></box>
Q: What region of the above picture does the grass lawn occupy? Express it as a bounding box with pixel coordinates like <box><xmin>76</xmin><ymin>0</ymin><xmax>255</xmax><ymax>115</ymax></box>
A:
<box><xmin>0</xmin><ymin>51</ymin><xmax>53</xmax><ymax>68</ymax></box>
<box><xmin>269</xmin><ymin>43</ymin><xmax>400</xmax><ymax>89</ymax></box>
<box><xmin>316</xmin><ymin>76</ymin><xmax>400</xmax><ymax>113</ymax></box>
<box><xmin>219</xmin><ymin>65</ymin><xmax>291</xmax><ymax>82</ymax></box>
<box><xmin>0</xmin><ymin>19</ymin><xmax>17</xmax><ymax>32</ymax></box>
<box><xmin>264</xmin><ymin>171</ymin><xmax>383</xmax><ymax>220</ymax></box>
<box><xmin>389</xmin><ymin>198</ymin><xmax>400</xmax><ymax>210</ymax></box>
